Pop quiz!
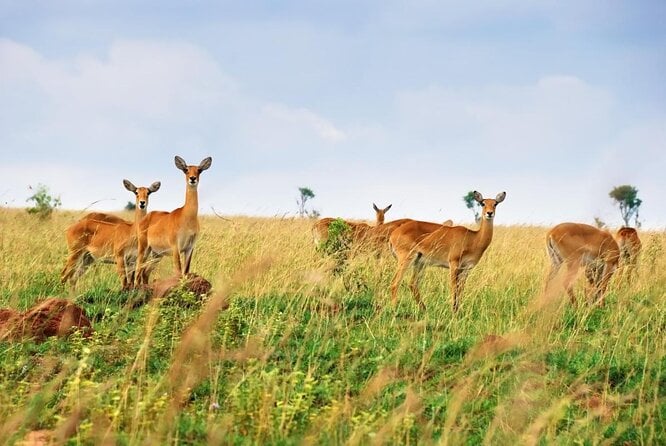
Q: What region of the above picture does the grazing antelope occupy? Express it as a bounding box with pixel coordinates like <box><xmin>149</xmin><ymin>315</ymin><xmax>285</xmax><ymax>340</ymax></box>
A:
<box><xmin>546</xmin><ymin>223</ymin><xmax>620</xmax><ymax>306</ymax></box>
<box><xmin>312</xmin><ymin>203</ymin><xmax>393</xmax><ymax>247</ymax></box>
<box><xmin>61</xmin><ymin>180</ymin><xmax>161</xmax><ymax>289</ymax></box>
<box><xmin>389</xmin><ymin>192</ymin><xmax>506</xmax><ymax>312</ymax></box>
<box><xmin>134</xmin><ymin>156</ymin><xmax>212</xmax><ymax>286</ymax></box>
<box><xmin>614</xmin><ymin>226</ymin><xmax>641</xmax><ymax>282</ymax></box>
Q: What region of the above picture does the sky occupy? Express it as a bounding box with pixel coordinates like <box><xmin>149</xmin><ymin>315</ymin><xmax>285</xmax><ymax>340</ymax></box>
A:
<box><xmin>1</xmin><ymin>1</ymin><xmax>665</xmax><ymax>228</ymax></box>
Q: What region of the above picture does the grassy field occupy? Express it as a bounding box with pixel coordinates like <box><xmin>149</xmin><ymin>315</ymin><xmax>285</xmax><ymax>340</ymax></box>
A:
<box><xmin>0</xmin><ymin>208</ymin><xmax>664</xmax><ymax>445</ymax></box>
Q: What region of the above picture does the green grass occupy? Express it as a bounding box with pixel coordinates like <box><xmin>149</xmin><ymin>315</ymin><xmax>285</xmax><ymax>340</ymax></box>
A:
<box><xmin>0</xmin><ymin>209</ymin><xmax>664</xmax><ymax>444</ymax></box>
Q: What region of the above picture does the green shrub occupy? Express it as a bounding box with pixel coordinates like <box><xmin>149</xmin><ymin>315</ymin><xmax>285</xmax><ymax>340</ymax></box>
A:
<box><xmin>26</xmin><ymin>184</ymin><xmax>61</xmax><ymax>219</ymax></box>
<box><xmin>318</xmin><ymin>218</ymin><xmax>352</xmax><ymax>273</ymax></box>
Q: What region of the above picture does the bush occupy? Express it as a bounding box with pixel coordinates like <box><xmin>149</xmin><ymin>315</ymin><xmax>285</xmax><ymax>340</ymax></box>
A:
<box><xmin>26</xmin><ymin>184</ymin><xmax>61</xmax><ymax>219</ymax></box>
<box><xmin>319</xmin><ymin>218</ymin><xmax>351</xmax><ymax>254</ymax></box>
<box><xmin>318</xmin><ymin>218</ymin><xmax>352</xmax><ymax>273</ymax></box>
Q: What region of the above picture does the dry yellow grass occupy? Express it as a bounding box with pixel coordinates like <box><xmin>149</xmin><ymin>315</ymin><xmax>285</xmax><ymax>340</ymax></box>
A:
<box><xmin>0</xmin><ymin>207</ymin><xmax>664</xmax><ymax>444</ymax></box>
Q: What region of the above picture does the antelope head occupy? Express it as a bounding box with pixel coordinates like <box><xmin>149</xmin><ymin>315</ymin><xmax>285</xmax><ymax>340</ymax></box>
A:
<box><xmin>373</xmin><ymin>203</ymin><xmax>393</xmax><ymax>225</ymax></box>
<box><xmin>474</xmin><ymin>191</ymin><xmax>506</xmax><ymax>220</ymax></box>
<box><xmin>123</xmin><ymin>180</ymin><xmax>161</xmax><ymax>210</ymax></box>
<box><xmin>175</xmin><ymin>156</ymin><xmax>213</xmax><ymax>188</ymax></box>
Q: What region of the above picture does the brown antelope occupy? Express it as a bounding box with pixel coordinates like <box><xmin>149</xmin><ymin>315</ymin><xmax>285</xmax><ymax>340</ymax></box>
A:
<box><xmin>614</xmin><ymin>226</ymin><xmax>641</xmax><ymax>282</ymax></box>
<box><xmin>365</xmin><ymin>218</ymin><xmax>454</xmax><ymax>254</ymax></box>
<box><xmin>312</xmin><ymin>203</ymin><xmax>393</xmax><ymax>247</ymax></box>
<box><xmin>545</xmin><ymin>223</ymin><xmax>620</xmax><ymax>306</ymax></box>
<box><xmin>134</xmin><ymin>156</ymin><xmax>212</xmax><ymax>286</ymax></box>
<box><xmin>61</xmin><ymin>180</ymin><xmax>161</xmax><ymax>289</ymax></box>
<box><xmin>389</xmin><ymin>192</ymin><xmax>506</xmax><ymax>312</ymax></box>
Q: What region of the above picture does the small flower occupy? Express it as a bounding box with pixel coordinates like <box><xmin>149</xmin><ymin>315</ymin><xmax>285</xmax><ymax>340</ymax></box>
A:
<box><xmin>209</xmin><ymin>402</ymin><xmax>220</xmax><ymax>410</ymax></box>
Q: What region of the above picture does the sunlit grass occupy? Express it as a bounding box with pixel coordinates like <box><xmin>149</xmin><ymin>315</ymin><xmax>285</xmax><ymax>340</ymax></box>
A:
<box><xmin>0</xmin><ymin>208</ymin><xmax>664</xmax><ymax>444</ymax></box>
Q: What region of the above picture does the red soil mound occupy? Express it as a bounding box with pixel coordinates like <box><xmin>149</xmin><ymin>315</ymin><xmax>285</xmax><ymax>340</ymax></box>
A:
<box><xmin>151</xmin><ymin>273</ymin><xmax>213</xmax><ymax>300</ymax></box>
<box><xmin>0</xmin><ymin>298</ymin><xmax>93</xmax><ymax>342</ymax></box>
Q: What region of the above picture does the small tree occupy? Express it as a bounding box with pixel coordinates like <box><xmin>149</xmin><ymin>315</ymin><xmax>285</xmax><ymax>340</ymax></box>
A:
<box><xmin>593</xmin><ymin>216</ymin><xmax>606</xmax><ymax>229</ymax></box>
<box><xmin>609</xmin><ymin>185</ymin><xmax>642</xmax><ymax>227</ymax></box>
<box><xmin>463</xmin><ymin>190</ymin><xmax>481</xmax><ymax>223</ymax></box>
<box><xmin>26</xmin><ymin>184</ymin><xmax>62</xmax><ymax>219</ymax></box>
<box><xmin>125</xmin><ymin>201</ymin><xmax>136</xmax><ymax>211</ymax></box>
<box><xmin>297</xmin><ymin>187</ymin><xmax>315</xmax><ymax>217</ymax></box>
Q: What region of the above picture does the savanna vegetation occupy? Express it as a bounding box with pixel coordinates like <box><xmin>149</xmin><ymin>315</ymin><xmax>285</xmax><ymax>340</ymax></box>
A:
<box><xmin>0</xmin><ymin>207</ymin><xmax>664</xmax><ymax>445</ymax></box>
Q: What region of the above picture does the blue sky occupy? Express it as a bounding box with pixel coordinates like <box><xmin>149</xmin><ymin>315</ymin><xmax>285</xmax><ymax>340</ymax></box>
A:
<box><xmin>1</xmin><ymin>1</ymin><xmax>665</xmax><ymax>227</ymax></box>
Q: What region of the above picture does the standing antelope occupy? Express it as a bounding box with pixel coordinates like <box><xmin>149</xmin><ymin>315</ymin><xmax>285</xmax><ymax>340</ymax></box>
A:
<box><xmin>614</xmin><ymin>226</ymin><xmax>641</xmax><ymax>282</ymax></box>
<box><xmin>134</xmin><ymin>156</ymin><xmax>212</xmax><ymax>286</ymax></box>
<box><xmin>365</xmin><ymin>218</ymin><xmax>454</xmax><ymax>254</ymax></box>
<box><xmin>312</xmin><ymin>203</ymin><xmax>393</xmax><ymax>247</ymax></box>
<box><xmin>545</xmin><ymin>223</ymin><xmax>620</xmax><ymax>306</ymax></box>
<box><xmin>373</xmin><ymin>203</ymin><xmax>392</xmax><ymax>224</ymax></box>
<box><xmin>389</xmin><ymin>191</ymin><xmax>506</xmax><ymax>312</ymax></box>
<box><xmin>61</xmin><ymin>180</ymin><xmax>161</xmax><ymax>289</ymax></box>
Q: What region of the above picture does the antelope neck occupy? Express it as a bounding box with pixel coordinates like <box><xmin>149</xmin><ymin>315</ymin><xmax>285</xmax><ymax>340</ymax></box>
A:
<box><xmin>133</xmin><ymin>205</ymin><xmax>148</xmax><ymax>224</ymax></box>
<box><xmin>182</xmin><ymin>184</ymin><xmax>199</xmax><ymax>218</ymax></box>
<box><xmin>475</xmin><ymin>215</ymin><xmax>494</xmax><ymax>248</ymax></box>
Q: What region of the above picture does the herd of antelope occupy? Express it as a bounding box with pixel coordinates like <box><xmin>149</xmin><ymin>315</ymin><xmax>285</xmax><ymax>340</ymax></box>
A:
<box><xmin>61</xmin><ymin>156</ymin><xmax>212</xmax><ymax>290</ymax></box>
<box><xmin>60</xmin><ymin>162</ymin><xmax>641</xmax><ymax>313</ymax></box>
<box><xmin>312</xmin><ymin>192</ymin><xmax>641</xmax><ymax>312</ymax></box>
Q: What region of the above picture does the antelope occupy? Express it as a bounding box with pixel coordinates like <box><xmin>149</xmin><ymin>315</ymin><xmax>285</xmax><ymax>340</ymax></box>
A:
<box><xmin>61</xmin><ymin>180</ymin><xmax>161</xmax><ymax>289</ymax></box>
<box><xmin>312</xmin><ymin>203</ymin><xmax>393</xmax><ymax>247</ymax></box>
<box><xmin>389</xmin><ymin>191</ymin><xmax>506</xmax><ymax>312</ymax></box>
<box><xmin>614</xmin><ymin>226</ymin><xmax>641</xmax><ymax>282</ymax></box>
<box><xmin>365</xmin><ymin>218</ymin><xmax>454</xmax><ymax>254</ymax></box>
<box><xmin>134</xmin><ymin>156</ymin><xmax>212</xmax><ymax>286</ymax></box>
<box><xmin>545</xmin><ymin>223</ymin><xmax>620</xmax><ymax>306</ymax></box>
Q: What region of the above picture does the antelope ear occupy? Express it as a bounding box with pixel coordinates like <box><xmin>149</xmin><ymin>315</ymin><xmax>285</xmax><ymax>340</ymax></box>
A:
<box><xmin>384</xmin><ymin>204</ymin><xmax>393</xmax><ymax>212</ymax></box>
<box><xmin>174</xmin><ymin>156</ymin><xmax>188</xmax><ymax>172</ymax></box>
<box><xmin>149</xmin><ymin>181</ymin><xmax>161</xmax><ymax>193</ymax></box>
<box><xmin>123</xmin><ymin>179</ymin><xmax>137</xmax><ymax>193</ymax></box>
<box><xmin>198</xmin><ymin>157</ymin><xmax>212</xmax><ymax>172</ymax></box>
<box><xmin>473</xmin><ymin>191</ymin><xmax>484</xmax><ymax>204</ymax></box>
<box><xmin>373</xmin><ymin>203</ymin><xmax>379</xmax><ymax>212</ymax></box>
<box><xmin>495</xmin><ymin>191</ymin><xmax>506</xmax><ymax>203</ymax></box>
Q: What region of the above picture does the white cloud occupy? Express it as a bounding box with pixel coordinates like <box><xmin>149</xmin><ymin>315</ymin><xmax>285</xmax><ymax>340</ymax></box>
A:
<box><xmin>0</xmin><ymin>39</ymin><xmax>45</xmax><ymax>82</ymax></box>
<box><xmin>261</xmin><ymin>103</ymin><xmax>347</xmax><ymax>143</ymax></box>
<box><xmin>0</xmin><ymin>38</ymin><xmax>350</xmax><ymax>212</ymax></box>
<box><xmin>0</xmin><ymin>39</ymin><xmax>346</xmax><ymax>164</ymax></box>
<box><xmin>394</xmin><ymin>75</ymin><xmax>614</xmax><ymax>164</ymax></box>
<box><xmin>0</xmin><ymin>38</ymin><xmax>239</xmax><ymax>116</ymax></box>
<box><xmin>0</xmin><ymin>39</ymin><xmax>239</xmax><ymax>160</ymax></box>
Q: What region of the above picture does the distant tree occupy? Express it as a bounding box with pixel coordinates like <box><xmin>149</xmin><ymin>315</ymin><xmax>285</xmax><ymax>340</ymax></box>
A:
<box><xmin>593</xmin><ymin>216</ymin><xmax>606</xmax><ymax>229</ymax></box>
<box><xmin>609</xmin><ymin>185</ymin><xmax>642</xmax><ymax>227</ymax></box>
<box><xmin>125</xmin><ymin>201</ymin><xmax>136</xmax><ymax>211</ymax></box>
<box><xmin>26</xmin><ymin>184</ymin><xmax>62</xmax><ymax>219</ymax></box>
<box><xmin>297</xmin><ymin>187</ymin><xmax>316</xmax><ymax>217</ymax></box>
<box><xmin>463</xmin><ymin>191</ymin><xmax>481</xmax><ymax>222</ymax></box>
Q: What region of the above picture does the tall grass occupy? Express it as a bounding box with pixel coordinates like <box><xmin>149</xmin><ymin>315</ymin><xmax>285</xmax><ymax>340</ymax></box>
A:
<box><xmin>0</xmin><ymin>208</ymin><xmax>664</xmax><ymax>444</ymax></box>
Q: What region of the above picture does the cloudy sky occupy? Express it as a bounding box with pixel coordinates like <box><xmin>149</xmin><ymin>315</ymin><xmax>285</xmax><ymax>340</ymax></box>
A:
<box><xmin>1</xmin><ymin>1</ymin><xmax>664</xmax><ymax>228</ymax></box>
